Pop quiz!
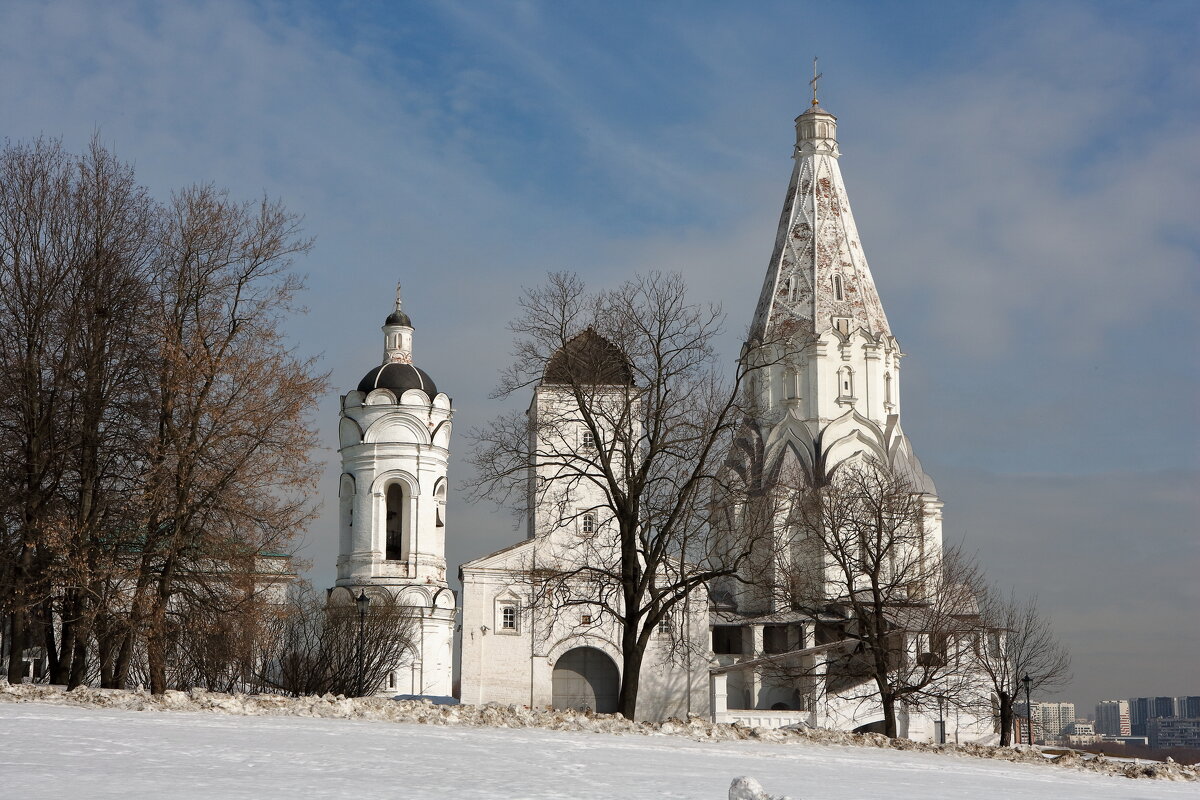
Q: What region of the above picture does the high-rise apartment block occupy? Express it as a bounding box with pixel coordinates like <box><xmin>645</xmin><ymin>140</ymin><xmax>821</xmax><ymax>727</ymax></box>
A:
<box><xmin>1095</xmin><ymin>700</ymin><xmax>1131</xmax><ymax>736</ymax></box>
<box><xmin>1033</xmin><ymin>702</ymin><xmax>1076</xmax><ymax>740</ymax></box>
<box><xmin>1128</xmin><ymin>696</ymin><xmax>1195</xmax><ymax>736</ymax></box>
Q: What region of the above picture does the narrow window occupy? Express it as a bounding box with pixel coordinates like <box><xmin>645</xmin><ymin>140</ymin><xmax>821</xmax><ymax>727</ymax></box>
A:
<box><xmin>832</xmin><ymin>274</ymin><xmax>844</xmax><ymax>301</ymax></box>
<box><xmin>838</xmin><ymin>367</ymin><xmax>854</xmax><ymax>398</ymax></box>
<box><xmin>385</xmin><ymin>484</ymin><xmax>404</xmax><ymax>560</ymax></box>
<box><xmin>786</xmin><ymin>275</ymin><xmax>797</xmax><ymax>301</ymax></box>
<box><xmin>884</xmin><ymin>372</ymin><xmax>893</xmax><ymax>406</ymax></box>
<box><xmin>658</xmin><ymin>615</ymin><xmax>671</xmax><ymax>635</ymax></box>
<box><xmin>581</xmin><ymin>430</ymin><xmax>596</xmax><ymax>450</ymax></box>
<box><xmin>582</xmin><ymin>512</ymin><xmax>596</xmax><ymax>534</ymax></box>
<box><xmin>581</xmin><ymin>614</ymin><xmax>593</xmax><ymax>625</ymax></box>
<box><xmin>501</xmin><ymin>605</ymin><xmax>517</xmax><ymax>630</ymax></box>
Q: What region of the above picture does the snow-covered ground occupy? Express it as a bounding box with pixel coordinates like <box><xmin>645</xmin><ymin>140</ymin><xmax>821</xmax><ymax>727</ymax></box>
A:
<box><xmin>2</xmin><ymin>703</ymin><xmax>1194</xmax><ymax>799</ymax></box>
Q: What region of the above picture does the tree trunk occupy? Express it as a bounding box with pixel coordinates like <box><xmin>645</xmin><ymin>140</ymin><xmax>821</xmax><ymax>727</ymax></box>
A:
<box><xmin>146</xmin><ymin>597</ymin><xmax>168</xmax><ymax>694</ymax></box>
<box><xmin>881</xmin><ymin>694</ymin><xmax>898</xmax><ymax>739</ymax></box>
<box><xmin>68</xmin><ymin>626</ymin><xmax>89</xmax><ymax>689</ymax></box>
<box><xmin>617</xmin><ymin>624</ymin><xmax>646</xmax><ymax>720</ymax></box>
<box><xmin>6</xmin><ymin>610</ymin><xmax>28</xmax><ymax>683</ymax></box>
<box><xmin>998</xmin><ymin>691</ymin><xmax>1013</xmax><ymax>746</ymax></box>
<box><xmin>111</xmin><ymin>630</ymin><xmax>134</xmax><ymax>689</ymax></box>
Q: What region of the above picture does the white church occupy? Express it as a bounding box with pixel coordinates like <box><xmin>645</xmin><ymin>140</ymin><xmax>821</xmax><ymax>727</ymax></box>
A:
<box><xmin>330</xmin><ymin>95</ymin><xmax>997</xmax><ymax>741</ymax></box>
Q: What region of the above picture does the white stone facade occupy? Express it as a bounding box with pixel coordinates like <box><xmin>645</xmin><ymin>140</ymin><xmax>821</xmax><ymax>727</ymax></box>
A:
<box><xmin>459</xmin><ymin>340</ymin><xmax>711</xmax><ymax>720</ymax></box>
<box><xmin>332</xmin><ymin>290</ymin><xmax>456</xmax><ymax>697</ymax></box>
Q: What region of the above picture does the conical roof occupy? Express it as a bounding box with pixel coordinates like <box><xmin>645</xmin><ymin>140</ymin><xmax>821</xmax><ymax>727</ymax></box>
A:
<box><xmin>749</xmin><ymin>103</ymin><xmax>891</xmax><ymax>343</ymax></box>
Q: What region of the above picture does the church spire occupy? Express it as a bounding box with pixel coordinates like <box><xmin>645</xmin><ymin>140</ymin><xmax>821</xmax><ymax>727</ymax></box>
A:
<box><xmin>749</xmin><ymin>87</ymin><xmax>891</xmax><ymax>345</ymax></box>
<box><xmin>383</xmin><ymin>281</ymin><xmax>414</xmax><ymax>364</ymax></box>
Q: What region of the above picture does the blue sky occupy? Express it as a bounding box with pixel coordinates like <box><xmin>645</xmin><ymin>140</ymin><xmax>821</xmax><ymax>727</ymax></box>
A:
<box><xmin>1</xmin><ymin>0</ymin><xmax>1196</xmax><ymax>711</ymax></box>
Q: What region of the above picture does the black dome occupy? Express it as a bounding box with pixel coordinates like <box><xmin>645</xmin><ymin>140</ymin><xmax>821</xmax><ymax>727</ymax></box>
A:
<box><xmin>357</xmin><ymin>362</ymin><xmax>438</xmax><ymax>400</ymax></box>
<box><xmin>385</xmin><ymin>310</ymin><xmax>412</xmax><ymax>326</ymax></box>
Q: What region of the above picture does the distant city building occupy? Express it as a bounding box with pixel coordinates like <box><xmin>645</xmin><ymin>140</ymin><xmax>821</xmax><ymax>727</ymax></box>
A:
<box><xmin>1065</xmin><ymin>722</ymin><xmax>1094</xmax><ymax>735</ymax></box>
<box><xmin>1147</xmin><ymin>717</ymin><xmax>1200</xmax><ymax>749</ymax></box>
<box><xmin>1128</xmin><ymin>696</ymin><xmax>1191</xmax><ymax>736</ymax></box>
<box><xmin>1176</xmin><ymin>696</ymin><xmax>1200</xmax><ymax>718</ymax></box>
<box><xmin>1033</xmin><ymin>702</ymin><xmax>1076</xmax><ymax>741</ymax></box>
<box><xmin>1102</xmin><ymin>735</ymin><xmax>1149</xmax><ymax>747</ymax></box>
<box><xmin>1096</xmin><ymin>700</ymin><xmax>1131</xmax><ymax>737</ymax></box>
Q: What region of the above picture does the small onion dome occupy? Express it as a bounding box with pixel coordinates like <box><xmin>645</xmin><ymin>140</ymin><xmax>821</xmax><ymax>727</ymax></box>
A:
<box><xmin>385</xmin><ymin>309</ymin><xmax>412</xmax><ymax>327</ymax></box>
<box><xmin>543</xmin><ymin>328</ymin><xmax>634</xmax><ymax>386</ymax></box>
<box><xmin>357</xmin><ymin>362</ymin><xmax>438</xmax><ymax>400</ymax></box>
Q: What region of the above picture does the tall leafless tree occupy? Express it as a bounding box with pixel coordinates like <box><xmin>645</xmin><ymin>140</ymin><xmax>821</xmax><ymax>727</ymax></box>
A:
<box><xmin>970</xmin><ymin>585</ymin><xmax>1071</xmax><ymax>745</ymax></box>
<box><xmin>0</xmin><ymin>137</ymin><xmax>326</xmax><ymax>692</ymax></box>
<box><xmin>468</xmin><ymin>271</ymin><xmax>783</xmax><ymax>719</ymax></box>
<box><xmin>764</xmin><ymin>457</ymin><xmax>987</xmax><ymax>738</ymax></box>
<box><xmin>127</xmin><ymin>184</ymin><xmax>326</xmax><ymax>694</ymax></box>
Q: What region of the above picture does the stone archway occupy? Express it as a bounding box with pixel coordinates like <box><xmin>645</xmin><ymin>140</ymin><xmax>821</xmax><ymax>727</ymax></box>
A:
<box><xmin>552</xmin><ymin>647</ymin><xmax>619</xmax><ymax>714</ymax></box>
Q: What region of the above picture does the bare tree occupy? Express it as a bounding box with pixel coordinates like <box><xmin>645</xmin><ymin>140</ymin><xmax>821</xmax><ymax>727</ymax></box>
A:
<box><xmin>0</xmin><ymin>138</ymin><xmax>90</xmax><ymax>683</ymax></box>
<box><xmin>971</xmin><ymin>586</ymin><xmax>1071</xmax><ymax>745</ymax></box>
<box><xmin>764</xmin><ymin>457</ymin><xmax>986</xmax><ymax>738</ymax></box>
<box><xmin>257</xmin><ymin>587</ymin><xmax>417</xmax><ymax>697</ymax></box>
<box><xmin>468</xmin><ymin>271</ymin><xmax>782</xmax><ymax>719</ymax></box>
<box><xmin>125</xmin><ymin>184</ymin><xmax>326</xmax><ymax>694</ymax></box>
<box><xmin>0</xmin><ymin>137</ymin><xmax>325</xmax><ymax>692</ymax></box>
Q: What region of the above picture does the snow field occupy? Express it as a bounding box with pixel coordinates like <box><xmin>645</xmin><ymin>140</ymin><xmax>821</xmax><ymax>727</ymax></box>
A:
<box><xmin>0</xmin><ymin>684</ymin><xmax>1196</xmax><ymax>798</ymax></box>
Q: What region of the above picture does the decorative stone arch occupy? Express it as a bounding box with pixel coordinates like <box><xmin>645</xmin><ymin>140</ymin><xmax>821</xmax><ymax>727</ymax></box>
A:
<box><xmin>339</xmin><ymin>417</ymin><xmax>363</xmax><ymax>447</ymax></box>
<box><xmin>371</xmin><ymin>469</ymin><xmax>420</xmax><ymax>562</ymax></box>
<box><xmin>365</xmin><ymin>388</ymin><xmax>398</xmax><ymax>405</ymax></box>
<box><xmin>549</xmin><ymin>643</ymin><xmax>621</xmax><ymax>714</ymax></box>
<box><xmin>364</xmin><ymin>412</ymin><xmax>431</xmax><ymax>445</ymax></box>
<box><xmin>395</xmin><ymin>585</ymin><xmax>433</xmax><ymax>610</ymax></box>
<box><xmin>430</xmin><ymin>586</ymin><xmax>455</xmax><ymax>611</ymax></box>
<box><xmin>546</xmin><ymin>633</ymin><xmax>623</xmax><ymax>671</ymax></box>
<box><xmin>433</xmin><ymin>477</ymin><xmax>447</xmax><ymax>528</ymax></box>
<box><xmin>431</xmin><ymin>420</ymin><xmax>452</xmax><ymax>450</ymax></box>
<box><xmin>399</xmin><ymin>388</ymin><xmax>433</xmax><ymax>406</ymax></box>
<box><xmin>327</xmin><ymin>584</ymin><xmax>394</xmax><ymax>608</ymax></box>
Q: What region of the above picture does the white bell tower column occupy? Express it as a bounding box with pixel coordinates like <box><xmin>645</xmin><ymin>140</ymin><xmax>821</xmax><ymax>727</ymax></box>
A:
<box><xmin>332</xmin><ymin>284</ymin><xmax>455</xmax><ymax>697</ymax></box>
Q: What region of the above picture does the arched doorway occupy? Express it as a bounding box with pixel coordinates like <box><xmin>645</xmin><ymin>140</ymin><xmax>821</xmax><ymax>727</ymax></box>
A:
<box><xmin>552</xmin><ymin>647</ymin><xmax>619</xmax><ymax>714</ymax></box>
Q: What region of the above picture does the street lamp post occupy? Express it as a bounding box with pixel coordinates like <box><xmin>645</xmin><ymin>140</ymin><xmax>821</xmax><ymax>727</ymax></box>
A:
<box><xmin>1021</xmin><ymin>673</ymin><xmax>1033</xmax><ymax>746</ymax></box>
<box><xmin>356</xmin><ymin>589</ymin><xmax>370</xmax><ymax>697</ymax></box>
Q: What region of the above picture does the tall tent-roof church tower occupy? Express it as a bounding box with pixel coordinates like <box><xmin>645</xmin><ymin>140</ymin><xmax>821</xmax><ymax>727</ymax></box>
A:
<box><xmin>727</xmin><ymin>80</ymin><xmax>941</xmax><ymax>613</ymax></box>
<box><xmin>331</xmin><ymin>285</ymin><xmax>456</xmax><ymax>697</ymax></box>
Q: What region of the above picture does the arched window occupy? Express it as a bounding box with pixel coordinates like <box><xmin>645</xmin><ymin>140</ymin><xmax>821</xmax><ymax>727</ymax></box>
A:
<box><xmin>385</xmin><ymin>483</ymin><xmax>405</xmax><ymax>561</ymax></box>
<box><xmin>884</xmin><ymin>372</ymin><xmax>893</xmax><ymax>407</ymax></box>
<box><xmin>784</xmin><ymin>367</ymin><xmax>798</xmax><ymax>400</ymax></box>
<box><xmin>582</xmin><ymin>512</ymin><xmax>596</xmax><ymax>534</ymax></box>
<box><xmin>786</xmin><ymin>275</ymin><xmax>797</xmax><ymax>301</ymax></box>
<box><xmin>435</xmin><ymin>481</ymin><xmax>447</xmax><ymax>528</ymax></box>
<box><xmin>832</xmin><ymin>274</ymin><xmax>844</xmax><ymax>301</ymax></box>
<box><xmin>838</xmin><ymin>367</ymin><xmax>854</xmax><ymax>399</ymax></box>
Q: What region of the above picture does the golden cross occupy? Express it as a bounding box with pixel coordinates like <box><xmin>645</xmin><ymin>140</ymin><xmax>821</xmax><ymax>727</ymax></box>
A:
<box><xmin>810</xmin><ymin>56</ymin><xmax>823</xmax><ymax>106</ymax></box>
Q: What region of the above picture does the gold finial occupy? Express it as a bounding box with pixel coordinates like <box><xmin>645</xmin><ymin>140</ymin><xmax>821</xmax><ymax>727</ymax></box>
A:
<box><xmin>810</xmin><ymin>56</ymin><xmax>823</xmax><ymax>107</ymax></box>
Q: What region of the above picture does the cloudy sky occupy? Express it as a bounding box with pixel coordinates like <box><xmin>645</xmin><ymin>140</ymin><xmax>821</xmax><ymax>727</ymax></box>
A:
<box><xmin>1</xmin><ymin>0</ymin><xmax>1195</xmax><ymax>712</ymax></box>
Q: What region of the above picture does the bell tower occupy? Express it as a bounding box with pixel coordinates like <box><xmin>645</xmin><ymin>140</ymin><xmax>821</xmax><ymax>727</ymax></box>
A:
<box><xmin>333</xmin><ymin>284</ymin><xmax>455</xmax><ymax>696</ymax></box>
